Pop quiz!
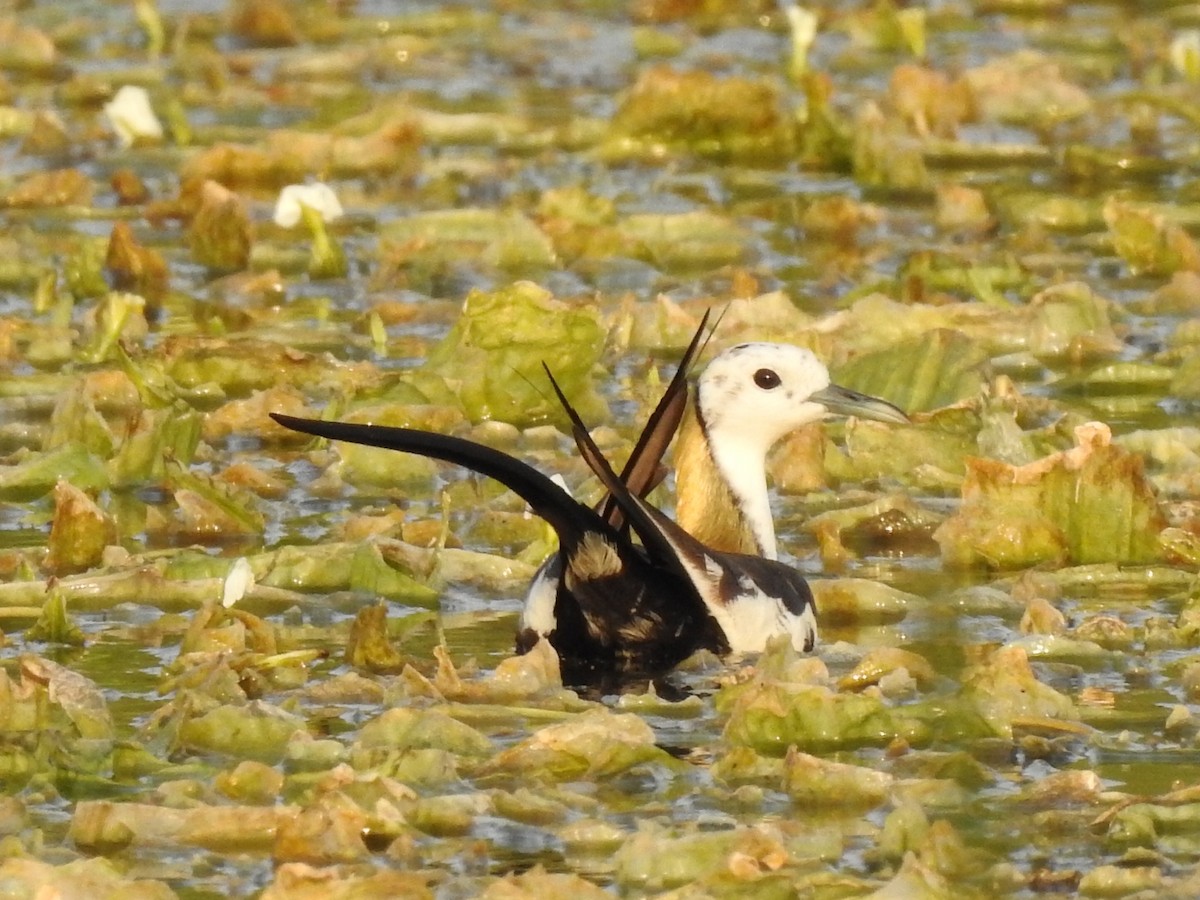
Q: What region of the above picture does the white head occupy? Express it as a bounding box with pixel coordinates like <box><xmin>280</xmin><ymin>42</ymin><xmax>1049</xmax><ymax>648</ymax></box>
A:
<box><xmin>697</xmin><ymin>343</ymin><xmax>839</xmax><ymax>451</ymax></box>
<box><xmin>691</xmin><ymin>343</ymin><xmax>907</xmax><ymax>559</ymax></box>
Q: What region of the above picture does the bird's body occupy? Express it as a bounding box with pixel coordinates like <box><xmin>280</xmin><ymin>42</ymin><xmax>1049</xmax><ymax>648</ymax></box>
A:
<box><xmin>272</xmin><ymin>411</ymin><xmax>729</xmax><ymax>677</ymax></box>
<box><xmin>520</xmin><ymin>334</ymin><xmax>909</xmax><ymax>657</ymax></box>
<box><xmin>517</xmin><ymin>313</ymin><xmax>715</xmax><ymax>654</ymax></box>
<box><xmin>546</xmin><ymin>368</ymin><xmax>819</xmax><ymax>658</ymax></box>
<box><xmin>272</xmin><ymin>319</ymin><xmax>908</xmax><ymax>681</ymax></box>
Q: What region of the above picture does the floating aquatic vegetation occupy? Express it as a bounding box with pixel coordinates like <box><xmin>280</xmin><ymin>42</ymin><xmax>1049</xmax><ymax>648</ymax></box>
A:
<box><xmin>345</xmin><ymin>602</ymin><xmax>405</xmax><ymax>674</ymax></box>
<box><xmin>425</xmin><ymin>282</ymin><xmax>606</xmax><ymax>427</ymax></box>
<box><xmin>189</xmin><ymin>181</ymin><xmax>253</xmax><ymax>273</ymax></box>
<box><xmin>2</xmin><ymin>168</ymin><xmax>94</xmax><ymax>208</ymax></box>
<box><xmin>105</xmin><ymin>222</ymin><xmax>168</xmax><ymax>302</ymax></box>
<box><xmin>606</xmin><ymin>67</ymin><xmax>794</xmax><ymax>163</ymax></box>
<box><xmin>1105</xmin><ymin>198</ymin><xmax>1200</xmax><ymax>278</ymax></box>
<box><xmin>955</xmin><ymin>645</ymin><xmax>1080</xmax><ymax>740</ymax></box>
<box><xmin>963</xmin><ymin>50</ymin><xmax>1091</xmax><ymax>127</ymax></box>
<box><xmin>833</xmin><ymin>328</ymin><xmax>987</xmax><ymax>414</ymax></box>
<box><xmin>485</xmin><ymin>707</ymin><xmax>681</xmax><ymax>780</ymax></box>
<box><xmin>379</xmin><ymin>209</ymin><xmax>557</xmax><ymax>288</ymax></box>
<box><xmin>810</xmin><ymin>578</ymin><xmax>916</xmax><ymax>626</ymax></box>
<box><xmin>45</xmin><ymin>480</ymin><xmax>117</xmax><ymax>574</ymax></box>
<box><xmin>935</xmin><ymin>422</ymin><xmax>1169</xmax><ymax>568</ymax></box>
<box><xmin>0</xmin><ymin>1</ymin><xmax>1198</xmax><ymax>894</ymax></box>
<box><xmin>720</xmin><ymin>668</ymin><xmax>927</xmax><ymax>754</ymax></box>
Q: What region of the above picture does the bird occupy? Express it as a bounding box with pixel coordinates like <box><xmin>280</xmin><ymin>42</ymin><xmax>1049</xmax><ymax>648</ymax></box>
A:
<box><xmin>271</xmin><ymin>322</ymin><xmax>910</xmax><ymax>679</ymax></box>
<box><xmin>515</xmin><ymin>311</ymin><xmax>716</xmax><ymax>654</ymax></box>
<box><xmin>520</xmin><ymin>323</ymin><xmax>909</xmax><ymax>652</ymax></box>
<box><xmin>271</xmin><ymin>408</ymin><xmax>730</xmax><ymax>678</ymax></box>
<box><xmin>542</xmin><ymin>365</ymin><xmax>821</xmax><ymax>661</ymax></box>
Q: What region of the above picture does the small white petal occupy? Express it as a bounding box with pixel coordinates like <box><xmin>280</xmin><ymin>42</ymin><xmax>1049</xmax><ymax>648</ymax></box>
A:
<box><xmin>785</xmin><ymin>6</ymin><xmax>818</xmax><ymax>55</ymax></box>
<box><xmin>103</xmin><ymin>85</ymin><xmax>164</xmax><ymax>148</ymax></box>
<box><xmin>221</xmin><ymin>557</ymin><xmax>255</xmax><ymax>608</ymax></box>
<box><xmin>273</xmin><ymin>183</ymin><xmax>345</xmax><ymax>228</ymax></box>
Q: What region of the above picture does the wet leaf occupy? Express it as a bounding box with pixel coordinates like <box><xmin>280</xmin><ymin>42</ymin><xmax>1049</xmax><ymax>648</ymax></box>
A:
<box><xmin>425</xmin><ymin>282</ymin><xmax>606</xmax><ymax>427</ymax></box>
<box><xmin>178</xmin><ymin>700</ymin><xmax>307</xmax><ymax>763</ymax></box>
<box><xmin>935</xmin><ymin>423</ymin><xmax>1168</xmax><ymax>568</ymax></box>
<box><xmin>45</xmin><ymin>479</ymin><xmax>117</xmax><ymax>573</ymax></box>
<box><xmin>25</xmin><ymin>589</ymin><xmax>85</xmax><ymax>646</ymax></box>
<box><xmin>956</xmin><ymin>646</ymin><xmax>1080</xmax><ymax>740</ymax></box>
<box><xmin>607</xmin><ymin>67</ymin><xmax>794</xmax><ymax>162</ymax></box>
<box><xmin>345</xmin><ymin>602</ymin><xmax>405</xmax><ymax>674</ymax></box>
<box><xmin>189</xmin><ymin>181</ymin><xmax>253</xmax><ymax>272</ymax></box>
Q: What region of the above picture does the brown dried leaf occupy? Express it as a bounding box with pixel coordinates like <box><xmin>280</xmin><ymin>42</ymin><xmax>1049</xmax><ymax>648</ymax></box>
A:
<box><xmin>45</xmin><ymin>479</ymin><xmax>117</xmax><ymax>574</ymax></box>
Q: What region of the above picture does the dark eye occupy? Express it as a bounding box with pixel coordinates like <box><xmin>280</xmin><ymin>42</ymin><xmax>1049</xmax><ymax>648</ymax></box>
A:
<box><xmin>753</xmin><ymin>368</ymin><xmax>781</xmax><ymax>390</ymax></box>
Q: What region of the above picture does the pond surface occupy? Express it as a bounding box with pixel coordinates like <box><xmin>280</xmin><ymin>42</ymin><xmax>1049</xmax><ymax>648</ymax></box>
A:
<box><xmin>1</xmin><ymin>0</ymin><xmax>1200</xmax><ymax>897</ymax></box>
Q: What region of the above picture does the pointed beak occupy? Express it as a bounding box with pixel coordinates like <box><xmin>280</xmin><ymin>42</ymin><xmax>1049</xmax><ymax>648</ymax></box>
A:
<box><xmin>809</xmin><ymin>384</ymin><xmax>910</xmax><ymax>424</ymax></box>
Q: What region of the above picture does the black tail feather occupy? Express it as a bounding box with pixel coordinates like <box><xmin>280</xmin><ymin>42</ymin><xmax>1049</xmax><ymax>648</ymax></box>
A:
<box><xmin>270</xmin><ymin>413</ymin><xmax>608</xmax><ymax>547</ymax></box>
<box><xmin>600</xmin><ymin>309</ymin><xmax>717</xmax><ymax>530</ymax></box>
<box><xmin>542</xmin><ymin>367</ymin><xmax>702</xmax><ymax>586</ymax></box>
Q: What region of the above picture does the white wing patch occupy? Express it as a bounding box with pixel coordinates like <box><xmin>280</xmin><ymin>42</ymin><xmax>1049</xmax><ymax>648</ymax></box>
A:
<box><xmin>521</xmin><ymin>560</ymin><xmax>559</xmax><ymax>636</ymax></box>
<box><xmin>716</xmin><ymin>592</ymin><xmax>817</xmax><ymax>654</ymax></box>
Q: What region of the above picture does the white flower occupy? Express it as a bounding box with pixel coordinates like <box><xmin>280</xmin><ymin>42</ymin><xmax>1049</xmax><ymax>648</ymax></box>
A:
<box><xmin>785</xmin><ymin>6</ymin><xmax>818</xmax><ymax>60</ymax></box>
<box><xmin>273</xmin><ymin>182</ymin><xmax>344</xmax><ymax>228</ymax></box>
<box><xmin>103</xmin><ymin>85</ymin><xmax>164</xmax><ymax>147</ymax></box>
<box><xmin>781</xmin><ymin>5</ymin><xmax>819</xmax><ymax>77</ymax></box>
<box><xmin>221</xmin><ymin>557</ymin><xmax>256</xmax><ymax>608</ymax></box>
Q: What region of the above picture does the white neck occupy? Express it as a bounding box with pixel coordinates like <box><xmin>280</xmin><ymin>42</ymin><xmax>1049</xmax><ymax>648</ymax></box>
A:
<box><xmin>703</xmin><ymin>423</ymin><xmax>778</xmax><ymax>560</ymax></box>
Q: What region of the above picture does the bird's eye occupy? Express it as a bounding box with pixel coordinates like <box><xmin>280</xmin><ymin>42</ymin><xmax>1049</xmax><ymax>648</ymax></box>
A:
<box><xmin>753</xmin><ymin>368</ymin><xmax>781</xmax><ymax>390</ymax></box>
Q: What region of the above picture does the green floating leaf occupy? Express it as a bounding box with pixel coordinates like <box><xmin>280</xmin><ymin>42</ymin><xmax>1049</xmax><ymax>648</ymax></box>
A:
<box><xmin>955</xmin><ymin>645</ymin><xmax>1080</xmax><ymax>740</ymax></box>
<box><xmin>606</xmin><ymin>66</ymin><xmax>795</xmax><ymax>163</ymax></box>
<box><xmin>0</xmin><ymin>444</ymin><xmax>109</xmax><ymax>501</ymax></box>
<box><xmin>64</xmin><ymin>237</ymin><xmax>109</xmax><ymax>300</ymax></box>
<box><xmin>380</xmin><ymin>208</ymin><xmax>556</xmax><ymax>273</ymax></box>
<box><xmin>720</xmin><ymin>678</ymin><xmax>927</xmax><ymax>755</ymax></box>
<box><xmin>826</xmin><ymin>407</ymin><xmax>978</xmax><ymax>483</ymax></box>
<box><xmin>166</xmin><ymin>460</ymin><xmax>264</xmax><ymax>535</ymax></box>
<box><xmin>852</xmin><ymin>102</ymin><xmax>931</xmax><ymax>194</ymax></box>
<box><xmin>25</xmin><ymin>589</ymin><xmax>85</xmax><ymax>646</ymax></box>
<box><xmin>345</xmin><ymin>601</ymin><xmax>405</xmax><ymax>673</ymax></box>
<box><xmin>617</xmin><ymin>210</ymin><xmax>750</xmax><ymax>272</ymax></box>
<box><xmin>45</xmin><ymin>480</ymin><xmax>117</xmax><ymax>573</ymax></box>
<box><xmin>1025</xmin><ymin>281</ymin><xmax>1119</xmax><ymax>359</ymax></box>
<box><xmin>19</xmin><ymin>656</ymin><xmax>113</xmax><ymax>742</ymax></box>
<box><xmin>45</xmin><ymin>379</ymin><xmax>116</xmax><ymax>458</ymax></box>
<box><xmin>84</xmin><ymin>292</ymin><xmax>148</xmax><ymax>363</ymax></box>
<box><xmin>356</xmin><ymin>706</ymin><xmax>493</xmax><ymax>757</ymax></box>
<box><xmin>485</xmin><ymin>708</ymin><xmax>681</xmax><ymax>780</ymax></box>
<box><xmin>425</xmin><ymin>281</ymin><xmax>607</xmax><ymax>427</ymax></box>
<box><xmin>934</xmin><ymin>423</ymin><xmax>1168</xmax><ymax>568</ymax></box>
<box><xmin>781</xmin><ymin>747</ymin><xmax>894</xmax><ymax>809</ymax></box>
<box><xmin>1104</xmin><ymin>197</ymin><xmax>1200</xmax><ymax>277</ymax></box>
<box><xmin>178</xmin><ymin>700</ymin><xmax>305</xmax><ymax>763</ymax></box>
<box><xmin>108</xmin><ymin>404</ymin><xmax>203</xmax><ymax>488</ymax></box>
<box><xmin>348</xmin><ymin>543</ymin><xmax>438</xmax><ymax>605</ymax></box>
<box><xmin>188</xmin><ymin>180</ymin><xmax>252</xmax><ymax>272</ymax></box>
<box><xmin>833</xmin><ymin>328</ymin><xmax>987</xmax><ymax>414</ymax></box>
